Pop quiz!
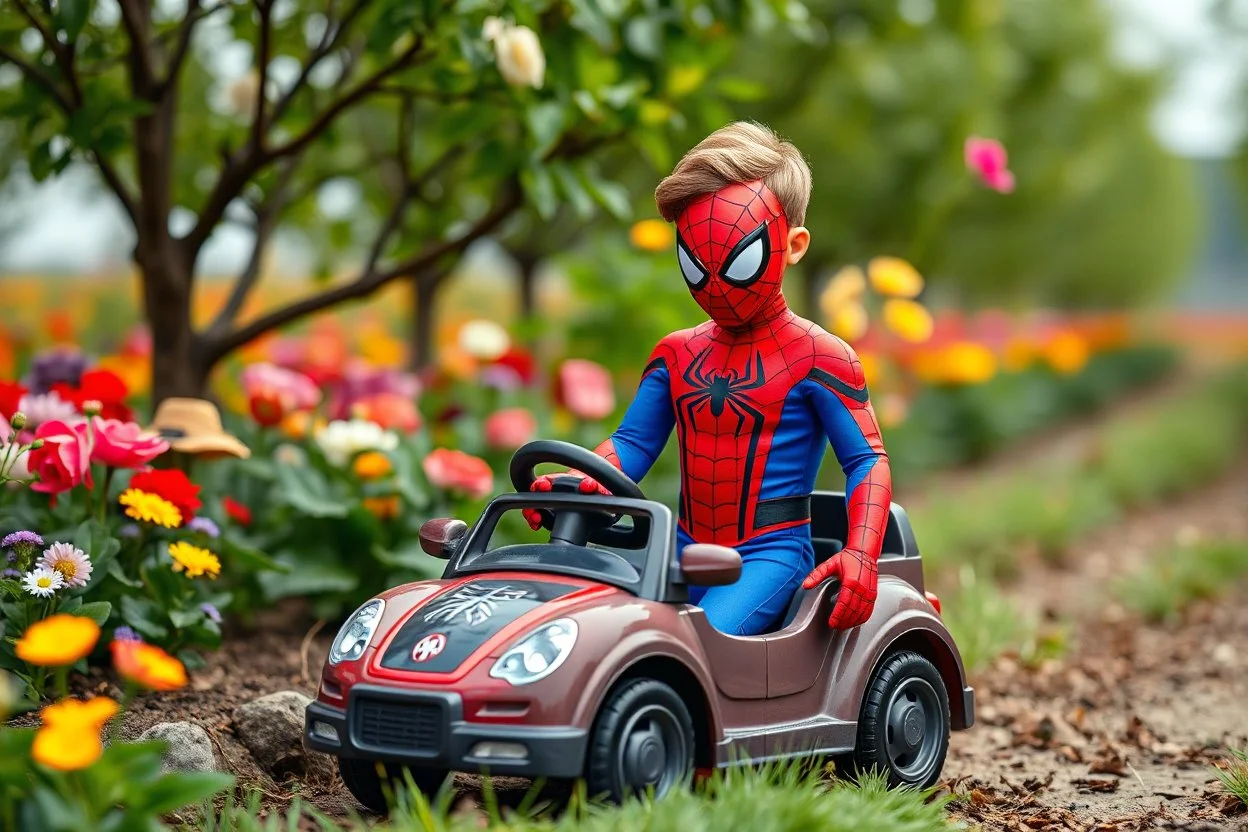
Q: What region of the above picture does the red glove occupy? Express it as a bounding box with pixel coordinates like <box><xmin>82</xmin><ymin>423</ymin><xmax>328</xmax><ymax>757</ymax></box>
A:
<box><xmin>522</xmin><ymin>473</ymin><xmax>611</xmax><ymax>530</ymax></box>
<box><xmin>801</xmin><ymin>549</ymin><xmax>879</xmax><ymax>630</ymax></box>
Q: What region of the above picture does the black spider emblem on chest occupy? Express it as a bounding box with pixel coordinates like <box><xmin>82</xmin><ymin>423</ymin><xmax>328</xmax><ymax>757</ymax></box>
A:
<box><xmin>679</xmin><ymin>348</ymin><xmax>767</xmax><ymax>417</ymax></box>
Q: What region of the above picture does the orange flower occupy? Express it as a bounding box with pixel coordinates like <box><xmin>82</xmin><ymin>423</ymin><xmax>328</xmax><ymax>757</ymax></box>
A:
<box><xmin>1002</xmin><ymin>337</ymin><xmax>1035</xmax><ymax>372</ymax></box>
<box><xmin>16</xmin><ymin>615</ymin><xmax>101</xmax><ymax>667</ymax></box>
<box><xmin>110</xmin><ymin>640</ymin><xmax>187</xmax><ymax>690</ymax></box>
<box><xmin>882</xmin><ymin>299</ymin><xmax>933</xmax><ymax>343</ymax></box>
<box><xmin>353</xmin><ymin>451</ymin><xmax>393</xmax><ymax>480</ymax></box>
<box><xmin>939</xmin><ymin>342</ymin><xmax>997</xmax><ymax>386</ymax></box>
<box><xmin>1042</xmin><ymin>330</ymin><xmax>1089</xmax><ymax>375</ymax></box>
<box><xmin>362</xmin><ymin>495</ymin><xmax>401</xmax><ymax>520</ymax></box>
<box><xmin>33</xmin><ymin>697</ymin><xmax>119</xmax><ymax>771</ymax></box>
<box><xmin>629</xmin><ymin>219</ymin><xmax>674</xmax><ymax>252</ymax></box>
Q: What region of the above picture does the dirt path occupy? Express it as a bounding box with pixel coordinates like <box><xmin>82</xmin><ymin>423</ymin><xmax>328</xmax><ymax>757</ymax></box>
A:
<box><xmin>943</xmin><ymin>467</ymin><xmax>1248</xmax><ymax>831</ymax></box>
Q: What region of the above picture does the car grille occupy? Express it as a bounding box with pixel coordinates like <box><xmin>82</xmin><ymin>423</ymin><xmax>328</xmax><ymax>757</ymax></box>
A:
<box><xmin>352</xmin><ymin>697</ymin><xmax>444</xmax><ymax>754</ymax></box>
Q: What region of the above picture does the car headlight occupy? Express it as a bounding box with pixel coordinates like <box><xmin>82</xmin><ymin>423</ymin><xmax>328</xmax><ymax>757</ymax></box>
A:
<box><xmin>329</xmin><ymin>599</ymin><xmax>385</xmax><ymax>665</ymax></box>
<box><xmin>489</xmin><ymin>618</ymin><xmax>578</xmax><ymax>686</ymax></box>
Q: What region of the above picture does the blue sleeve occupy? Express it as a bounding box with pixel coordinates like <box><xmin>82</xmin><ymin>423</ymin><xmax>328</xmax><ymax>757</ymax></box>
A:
<box><xmin>803</xmin><ymin>379</ymin><xmax>880</xmax><ymax>497</ymax></box>
<box><xmin>609</xmin><ymin>366</ymin><xmax>675</xmax><ymax>483</ymax></box>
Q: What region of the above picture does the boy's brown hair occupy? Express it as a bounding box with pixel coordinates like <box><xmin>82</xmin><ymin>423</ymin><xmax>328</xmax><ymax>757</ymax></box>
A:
<box><xmin>654</xmin><ymin>121</ymin><xmax>812</xmax><ymax>226</ymax></box>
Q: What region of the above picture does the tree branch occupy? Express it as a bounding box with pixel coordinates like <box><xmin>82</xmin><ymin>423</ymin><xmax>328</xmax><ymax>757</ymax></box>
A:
<box><xmin>160</xmin><ymin>0</ymin><xmax>206</xmax><ymax>94</ymax></box>
<box><xmin>250</xmin><ymin>0</ymin><xmax>271</xmax><ymax>151</ymax></box>
<box><xmin>115</xmin><ymin>0</ymin><xmax>157</xmax><ymax>93</ymax></box>
<box><xmin>0</xmin><ymin>45</ymin><xmax>71</xmax><ymax>111</ymax></box>
<box><xmin>266</xmin><ymin>0</ymin><xmax>369</xmax><ymax>125</ymax></box>
<box><xmin>13</xmin><ymin>0</ymin><xmax>83</xmax><ymax>104</ymax></box>
<box><xmin>204</xmin><ymin>178</ymin><xmax>523</xmax><ymax>361</ymax></box>
<box><xmin>94</xmin><ymin>155</ymin><xmax>140</xmax><ymax>227</ymax></box>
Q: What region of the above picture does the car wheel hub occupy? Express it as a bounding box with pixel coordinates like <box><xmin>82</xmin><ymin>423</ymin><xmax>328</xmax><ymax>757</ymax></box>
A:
<box><xmin>617</xmin><ymin>704</ymin><xmax>685</xmax><ymax>794</ymax></box>
<box><xmin>884</xmin><ymin>677</ymin><xmax>942</xmax><ymax>781</ymax></box>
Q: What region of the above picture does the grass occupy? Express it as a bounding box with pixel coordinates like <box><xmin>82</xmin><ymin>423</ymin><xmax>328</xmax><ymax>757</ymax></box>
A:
<box><xmin>1215</xmin><ymin>747</ymin><xmax>1248</xmax><ymax>807</ymax></box>
<box><xmin>1114</xmin><ymin>541</ymin><xmax>1248</xmax><ymax>622</ymax></box>
<box><xmin>939</xmin><ymin>565</ymin><xmax>1068</xmax><ymax>674</ymax></box>
<box><xmin>198</xmin><ymin>767</ymin><xmax>955</xmax><ymax>832</ymax></box>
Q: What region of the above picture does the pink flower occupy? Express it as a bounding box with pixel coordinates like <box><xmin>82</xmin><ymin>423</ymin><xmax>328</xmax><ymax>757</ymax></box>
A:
<box><xmin>484</xmin><ymin>408</ymin><xmax>537</xmax><ymax>451</ymax></box>
<box><xmin>353</xmin><ymin>393</ymin><xmax>422</xmax><ymax>434</ymax></box>
<box><xmin>27</xmin><ymin>420</ymin><xmax>93</xmax><ymax>495</ymax></box>
<box><xmin>555</xmin><ymin>359</ymin><xmax>615</xmax><ymax>421</ymax></box>
<box><xmin>90</xmin><ymin>418</ymin><xmax>168</xmax><ymax>469</ymax></box>
<box><xmin>964</xmin><ymin>136</ymin><xmax>1015</xmax><ymax>194</ymax></box>
<box><xmin>422</xmin><ymin>448</ymin><xmax>494</xmax><ymax>500</ymax></box>
<box><xmin>241</xmin><ymin>363</ymin><xmax>322</xmax><ymax>411</ymax></box>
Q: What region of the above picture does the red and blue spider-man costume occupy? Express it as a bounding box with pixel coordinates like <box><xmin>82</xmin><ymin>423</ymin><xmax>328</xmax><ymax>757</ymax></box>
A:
<box><xmin>531</xmin><ymin>180</ymin><xmax>892</xmax><ymax>635</ymax></box>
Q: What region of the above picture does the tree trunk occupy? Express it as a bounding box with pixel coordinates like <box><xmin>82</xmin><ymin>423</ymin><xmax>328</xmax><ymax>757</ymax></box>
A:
<box><xmin>142</xmin><ymin>253</ymin><xmax>206</xmax><ymax>408</ymax></box>
<box><xmin>408</xmin><ymin>272</ymin><xmax>439</xmax><ymax>371</ymax></box>
<box><xmin>515</xmin><ymin>251</ymin><xmax>540</xmax><ymax>321</ymax></box>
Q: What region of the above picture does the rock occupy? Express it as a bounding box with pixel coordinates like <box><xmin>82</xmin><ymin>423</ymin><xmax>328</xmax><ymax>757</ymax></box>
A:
<box><xmin>137</xmin><ymin>721</ymin><xmax>216</xmax><ymax>774</ymax></box>
<box><xmin>233</xmin><ymin>690</ymin><xmax>332</xmax><ymax>781</ymax></box>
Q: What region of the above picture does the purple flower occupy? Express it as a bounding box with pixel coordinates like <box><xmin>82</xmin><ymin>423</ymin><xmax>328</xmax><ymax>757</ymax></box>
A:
<box><xmin>326</xmin><ymin>363</ymin><xmax>421</xmax><ymax>419</ymax></box>
<box><xmin>187</xmin><ymin>517</ymin><xmax>221</xmax><ymax>539</ymax></box>
<box><xmin>478</xmin><ymin>364</ymin><xmax>524</xmax><ymax>392</ymax></box>
<box><xmin>1</xmin><ymin>568</ymin><xmax>20</xmax><ymax>578</ymax></box>
<box><xmin>18</xmin><ymin>392</ymin><xmax>80</xmax><ymax>428</ymax></box>
<box><xmin>2</xmin><ymin>530</ymin><xmax>44</xmax><ymax>550</ymax></box>
<box><xmin>112</xmin><ymin>626</ymin><xmax>142</xmax><ymax>643</ymax></box>
<box><xmin>200</xmin><ymin>603</ymin><xmax>222</xmax><ymax>624</ymax></box>
<box><xmin>23</xmin><ymin>347</ymin><xmax>89</xmax><ymax>394</ymax></box>
<box><xmin>118</xmin><ymin>523</ymin><xmax>141</xmax><ymax>539</ymax></box>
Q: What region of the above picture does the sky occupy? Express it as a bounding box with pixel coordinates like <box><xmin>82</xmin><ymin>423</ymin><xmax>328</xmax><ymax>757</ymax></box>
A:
<box><xmin>0</xmin><ymin>0</ymin><xmax>1243</xmax><ymax>274</ymax></box>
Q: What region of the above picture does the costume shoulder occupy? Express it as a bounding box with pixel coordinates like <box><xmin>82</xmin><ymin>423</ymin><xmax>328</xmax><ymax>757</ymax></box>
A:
<box><xmin>805</xmin><ymin>323</ymin><xmax>870</xmax><ymax>404</ymax></box>
<box><xmin>644</xmin><ymin>326</ymin><xmax>706</xmax><ymax>378</ymax></box>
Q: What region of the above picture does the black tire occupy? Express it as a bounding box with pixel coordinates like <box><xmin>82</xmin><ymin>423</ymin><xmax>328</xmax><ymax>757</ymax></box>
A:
<box><xmin>585</xmin><ymin>678</ymin><xmax>695</xmax><ymax>803</ymax></box>
<box><xmin>338</xmin><ymin>756</ymin><xmax>451</xmax><ymax>814</ymax></box>
<box><xmin>851</xmin><ymin>651</ymin><xmax>950</xmax><ymax>789</ymax></box>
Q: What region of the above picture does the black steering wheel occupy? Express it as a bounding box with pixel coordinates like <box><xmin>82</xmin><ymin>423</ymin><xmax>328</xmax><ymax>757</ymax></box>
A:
<box><xmin>509</xmin><ymin>440</ymin><xmax>648</xmax><ymax>548</ymax></box>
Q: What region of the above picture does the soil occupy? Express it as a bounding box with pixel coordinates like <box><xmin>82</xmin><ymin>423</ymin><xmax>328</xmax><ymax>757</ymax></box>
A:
<box><xmin>38</xmin><ymin>376</ymin><xmax>1248</xmax><ymax>829</ymax></box>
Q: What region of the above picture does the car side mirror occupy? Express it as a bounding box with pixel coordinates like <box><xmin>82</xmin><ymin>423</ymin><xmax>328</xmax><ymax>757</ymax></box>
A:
<box><xmin>418</xmin><ymin>518</ymin><xmax>468</xmax><ymax>559</ymax></box>
<box><xmin>680</xmin><ymin>543</ymin><xmax>742</xmax><ymax>587</ymax></box>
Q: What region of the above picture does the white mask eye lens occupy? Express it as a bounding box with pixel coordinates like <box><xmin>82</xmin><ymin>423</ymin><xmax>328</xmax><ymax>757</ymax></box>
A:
<box><xmin>722</xmin><ymin>224</ymin><xmax>771</xmax><ymax>285</ymax></box>
<box><xmin>678</xmin><ymin>242</ymin><xmax>707</xmax><ymax>288</ymax></box>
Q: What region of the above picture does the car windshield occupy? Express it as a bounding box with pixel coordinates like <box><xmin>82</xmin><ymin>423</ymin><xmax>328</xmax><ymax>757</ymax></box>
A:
<box><xmin>449</xmin><ymin>503</ymin><xmax>659</xmax><ymax>593</ymax></box>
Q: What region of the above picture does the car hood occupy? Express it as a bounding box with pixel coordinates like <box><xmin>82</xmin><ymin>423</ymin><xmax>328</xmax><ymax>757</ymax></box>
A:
<box><xmin>375</xmin><ymin>575</ymin><xmax>605</xmax><ymax>674</ymax></box>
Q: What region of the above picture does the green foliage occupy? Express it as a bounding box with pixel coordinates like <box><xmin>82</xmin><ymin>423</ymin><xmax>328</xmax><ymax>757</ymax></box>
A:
<box><xmin>0</xmin><ymin>727</ymin><xmax>232</xmax><ymax>832</ymax></box>
<box><xmin>738</xmin><ymin>0</ymin><xmax>1199</xmax><ymax>309</ymax></box>
<box><xmin>939</xmin><ymin>565</ymin><xmax>1067</xmax><ymax>674</ymax></box>
<box><xmin>1113</xmin><ymin>541</ymin><xmax>1248</xmax><ymax>623</ymax></box>
<box><xmin>205</xmin><ymin>766</ymin><xmax>953</xmax><ymax>832</ymax></box>
<box><xmin>1215</xmin><ymin>747</ymin><xmax>1248</xmax><ymax>808</ymax></box>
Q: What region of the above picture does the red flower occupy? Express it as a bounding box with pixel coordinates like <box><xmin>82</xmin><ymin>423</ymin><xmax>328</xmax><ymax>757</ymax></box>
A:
<box><xmin>222</xmin><ymin>496</ymin><xmax>252</xmax><ymax>527</ymax></box>
<box><xmin>353</xmin><ymin>393</ymin><xmax>421</xmax><ymax>434</ymax></box>
<box><xmin>491</xmin><ymin>347</ymin><xmax>537</xmax><ymax>384</ymax></box>
<box><xmin>0</xmin><ymin>381</ymin><xmax>26</xmax><ymax>420</ymax></box>
<box><xmin>422</xmin><ymin>449</ymin><xmax>494</xmax><ymax>500</ymax></box>
<box><xmin>52</xmin><ymin>369</ymin><xmax>132</xmax><ymax>421</ymax></box>
<box><xmin>248</xmin><ymin>390</ymin><xmax>286</xmax><ymax>427</ymax></box>
<box><xmin>484</xmin><ymin>408</ymin><xmax>537</xmax><ymax>451</ymax></box>
<box><xmin>129</xmin><ymin>469</ymin><xmax>201</xmax><ymax>524</ymax></box>
<box><xmin>555</xmin><ymin>359</ymin><xmax>615</xmax><ymax>421</ymax></box>
<box><xmin>28</xmin><ymin>420</ymin><xmax>93</xmax><ymax>496</ymax></box>
<box><xmin>91</xmin><ymin>418</ymin><xmax>168</xmax><ymax>469</ymax></box>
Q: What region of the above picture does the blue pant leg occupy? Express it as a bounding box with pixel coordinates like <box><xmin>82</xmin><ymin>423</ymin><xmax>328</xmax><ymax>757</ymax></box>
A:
<box><xmin>685</xmin><ymin>528</ymin><xmax>815</xmax><ymax>636</ymax></box>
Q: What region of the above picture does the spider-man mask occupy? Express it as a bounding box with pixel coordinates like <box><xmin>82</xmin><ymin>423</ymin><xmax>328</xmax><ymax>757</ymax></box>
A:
<box><xmin>675</xmin><ymin>180</ymin><xmax>790</xmax><ymax>329</ymax></box>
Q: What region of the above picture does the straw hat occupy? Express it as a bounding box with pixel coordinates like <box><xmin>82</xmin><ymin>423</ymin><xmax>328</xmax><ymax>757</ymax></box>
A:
<box><xmin>148</xmin><ymin>398</ymin><xmax>251</xmax><ymax>460</ymax></box>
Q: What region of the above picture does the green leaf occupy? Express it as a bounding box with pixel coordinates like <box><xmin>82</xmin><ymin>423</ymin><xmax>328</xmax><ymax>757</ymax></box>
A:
<box><xmin>525</xmin><ymin>101</ymin><xmax>566</xmax><ymax>158</ymax></box>
<box><xmin>551</xmin><ymin>162</ymin><xmax>595</xmax><ymax>219</ymax></box>
<box><xmin>169</xmin><ymin>607</ymin><xmax>201</xmax><ymax>629</ymax></box>
<box><xmin>273</xmin><ymin>465</ymin><xmax>348</xmax><ymax>518</ymax></box>
<box><xmin>73</xmin><ymin>601</ymin><xmax>112</xmax><ymax>625</ymax></box>
<box><xmin>624</xmin><ymin>16</ymin><xmax>663</xmax><ymax>59</ymax></box>
<box><xmin>372</xmin><ymin>541</ymin><xmax>440</xmax><ymax>571</ymax></box>
<box><xmin>218</xmin><ymin>537</ymin><xmax>289</xmax><ymax>574</ymax></box>
<box><xmin>520</xmin><ymin>164</ymin><xmax>557</xmax><ymax>220</ymax></box>
<box><xmin>567</xmin><ymin>0</ymin><xmax>616</xmax><ymax>48</ymax></box>
<box><xmin>106</xmin><ymin>558</ymin><xmax>143</xmax><ymax>589</ymax></box>
<box><xmin>54</xmin><ymin>0</ymin><xmax>89</xmax><ymax>42</ymax></box>
<box><xmin>578</xmin><ymin>167</ymin><xmax>632</xmax><ymax>220</ymax></box>
<box><xmin>257</xmin><ymin>553</ymin><xmax>357</xmax><ymax>600</ymax></box>
<box><xmin>120</xmin><ymin>596</ymin><xmax>169</xmax><ymax>640</ymax></box>
<box><xmin>133</xmin><ymin>772</ymin><xmax>235</xmax><ymax>815</ymax></box>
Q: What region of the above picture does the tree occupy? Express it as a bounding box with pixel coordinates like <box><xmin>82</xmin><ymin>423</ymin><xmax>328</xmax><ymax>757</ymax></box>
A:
<box><xmin>0</xmin><ymin>0</ymin><xmax>796</xmax><ymax>402</ymax></box>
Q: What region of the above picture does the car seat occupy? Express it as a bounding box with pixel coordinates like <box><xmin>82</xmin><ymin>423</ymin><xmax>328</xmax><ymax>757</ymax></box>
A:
<box><xmin>775</xmin><ymin>537</ymin><xmax>843</xmax><ymax>630</ymax></box>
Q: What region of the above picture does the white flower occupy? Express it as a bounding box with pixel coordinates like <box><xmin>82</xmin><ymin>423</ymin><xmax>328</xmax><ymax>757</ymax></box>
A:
<box><xmin>487</xmin><ymin>21</ymin><xmax>545</xmax><ymax>89</ymax></box>
<box><xmin>38</xmin><ymin>542</ymin><xmax>92</xmax><ymax>589</ymax></box>
<box><xmin>458</xmin><ymin>319</ymin><xmax>511</xmax><ymax>361</ymax></box>
<box><xmin>313</xmin><ymin>419</ymin><xmax>400</xmax><ymax>467</ymax></box>
<box><xmin>22</xmin><ymin>567</ymin><xmax>64</xmax><ymax>598</ymax></box>
<box><xmin>227</xmin><ymin>70</ymin><xmax>261</xmax><ymax>117</ymax></box>
<box><xmin>18</xmin><ymin>392</ymin><xmax>79</xmax><ymax>427</ymax></box>
<box><xmin>0</xmin><ymin>443</ymin><xmax>30</xmax><ymax>482</ymax></box>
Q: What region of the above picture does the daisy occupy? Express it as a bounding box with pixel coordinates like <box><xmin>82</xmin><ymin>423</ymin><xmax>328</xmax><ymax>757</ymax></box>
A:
<box><xmin>118</xmin><ymin>488</ymin><xmax>182</xmax><ymax>528</ymax></box>
<box><xmin>38</xmin><ymin>542</ymin><xmax>93</xmax><ymax>589</ymax></box>
<box><xmin>168</xmin><ymin>541</ymin><xmax>221</xmax><ymax>579</ymax></box>
<box><xmin>22</xmin><ymin>567</ymin><xmax>64</xmax><ymax>598</ymax></box>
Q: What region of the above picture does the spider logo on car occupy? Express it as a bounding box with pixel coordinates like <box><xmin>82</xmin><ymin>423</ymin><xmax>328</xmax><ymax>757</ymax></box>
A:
<box><xmin>411</xmin><ymin>633</ymin><xmax>447</xmax><ymax>662</ymax></box>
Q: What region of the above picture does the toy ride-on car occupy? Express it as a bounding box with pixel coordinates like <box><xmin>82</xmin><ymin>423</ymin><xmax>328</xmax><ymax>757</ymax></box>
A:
<box><xmin>304</xmin><ymin>440</ymin><xmax>974</xmax><ymax>811</ymax></box>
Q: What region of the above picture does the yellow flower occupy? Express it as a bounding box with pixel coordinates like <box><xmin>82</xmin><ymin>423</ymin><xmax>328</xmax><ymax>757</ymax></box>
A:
<box><xmin>867</xmin><ymin>256</ymin><xmax>924</xmax><ymax>298</ymax></box>
<box><xmin>119</xmin><ymin>488</ymin><xmax>182</xmax><ymax>528</ymax></box>
<box><xmin>353</xmin><ymin>451</ymin><xmax>393</xmax><ymax>480</ymax></box>
<box><xmin>359</xmin><ymin>330</ymin><xmax>406</xmax><ymax>368</ymax></box>
<box><xmin>940</xmin><ymin>341</ymin><xmax>997</xmax><ymax>386</ymax></box>
<box><xmin>829</xmin><ymin>301</ymin><xmax>869</xmax><ymax>341</ymax></box>
<box><xmin>1042</xmin><ymin>330</ymin><xmax>1089</xmax><ymax>375</ymax></box>
<box><xmin>882</xmin><ymin>299</ymin><xmax>934</xmax><ymax>344</ymax></box>
<box><xmin>168</xmin><ymin>541</ymin><xmax>221</xmax><ymax>579</ymax></box>
<box><xmin>362</xmin><ymin>495</ymin><xmax>401</xmax><ymax>521</ymax></box>
<box><xmin>110</xmin><ymin>640</ymin><xmax>187</xmax><ymax>691</ymax></box>
<box><xmin>280</xmin><ymin>410</ymin><xmax>324</xmax><ymax>441</ymax></box>
<box><xmin>857</xmin><ymin>350</ymin><xmax>882</xmax><ymax>390</ymax></box>
<box><xmin>16</xmin><ymin>615</ymin><xmax>101</xmax><ymax>667</ymax></box>
<box><xmin>629</xmin><ymin>219</ymin><xmax>674</xmax><ymax>253</ymax></box>
<box><xmin>33</xmin><ymin>697</ymin><xmax>119</xmax><ymax>771</ymax></box>
<box><xmin>819</xmin><ymin>266</ymin><xmax>866</xmax><ymax>317</ymax></box>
